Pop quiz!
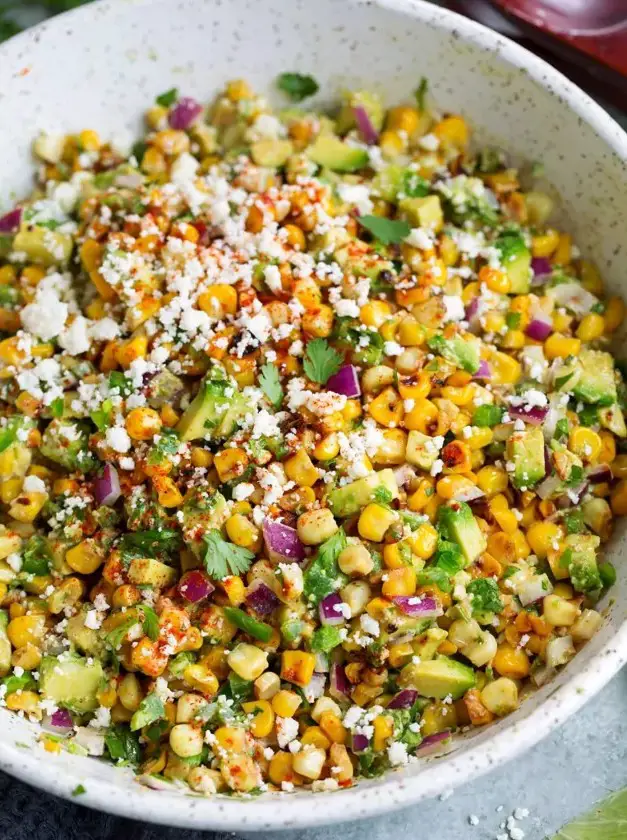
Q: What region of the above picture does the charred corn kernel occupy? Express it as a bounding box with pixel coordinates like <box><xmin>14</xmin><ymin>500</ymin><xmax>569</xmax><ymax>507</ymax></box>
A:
<box><xmin>604</xmin><ymin>296</ymin><xmax>625</xmax><ymax>333</ymax></box>
<box><xmin>305</xmin><ymin>306</ymin><xmax>335</xmax><ymax>338</ymax></box>
<box><xmin>433</xmin><ymin>115</ymin><xmax>468</xmax><ymax>148</ymax></box>
<box><xmin>576</xmin><ymin>312</ymin><xmax>605</xmax><ymax>341</ymax></box>
<box><xmin>281</xmin><ymin>650</ymin><xmax>316</xmax><ymax>687</ymax></box>
<box><xmin>569</xmin><ymin>427</ymin><xmax>602</xmax><ymax>463</ymax></box>
<box><xmin>338</xmin><ymin>544</ymin><xmax>374</xmax><ymax>576</ymax></box>
<box><xmin>268</xmin><ymin>751</ymin><xmax>301</xmax><ymax>786</ymax></box>
<box><xmin>463</xmin><ymin>688</ymin><xmax>494</xmax><ymax>726</ymax></box>
<box><xmin>383</xmin><ymin>543</ymin><xmax>409</xmax><ymax>571</ymax></box>
<box><xmin>7</xmin><ymin>614</ymin><xmax>46</xmax><ymax>648</ymax></box>
<box><xmin>214</xmin><ymin>447</ymin><xmax>249</xmax><ymax>482</ymax></box>
<box><xmin>369</xmin><ymin>387</ymin><xmax>404</xmax><ymax>427</ymax></box>
<box><xmin>404</xmin><ymin>398</ymin><xmax>438</xmax><ymax>433</ymax></box>
<box><xmin>544</xmin><ymin>333</ymin><xmax>581</xmax><ymax>360</ymax></box>
<box><xmin>125</xmin><ymin>407</ymin><xmax>162</xmax><ymax>441</ymax></box>
<box><xmin>284</xmin><ymin>449</ymin><xmax>319</xmax><ymax>487</ymax></box>
<box><xmin>358</xmin><ymin>503</ymin><xmax>397</xmax><ymax>542</ymax></box>
<box><xmin>531</xmin><ymin>230</ymin><xmax>559</xmax><ymax>258</ymax></box>
<box><xmin>319</xmin><ymin>711</ymin><xmax>347</xmax><ymax>744</ymax></box>
<box><xmin>398</xmin><ymin>372</ymin><xmax>431</xmax><ymax>401</ymax></box>
<box><xmin>242</xmin><ymin>700</ymin><xmax>275</xmax><ymax>737</ymax></box>
<box><xmin>292</xmin><ymin>745</ymin><xmax>326</xmax><ymax>781</ymax></box>
<box><xmin>599</xmin><ymin>431</ymin><xmax>616</xmax><ymax>464</ymax></box>
<box><xmin>190</xmin><ymin>447</ymin><xmax>212</xmax><ymax>468</ymax></box>
<box><xmin>476</xmin><ymin>465</ymin><xmax>508</xmax><ymax>496</ymax></box>
<box><xmin>0</xmin><ymin>337</ymin><xmax>27</xmax><ymax>366</ymax></box>
<box><xmin>360</xmin><ymin>300</ymin><xmax>392</xmax><ymax>328</ymax></box>
<box><xmin>388</xmin><ymin>641</ymin><xmax>414</xmax><ymax>668</ymax></box>
<box><xmin>526</xmin><ymin>521</ymin><xmax>561</xmax><ymax>560</ymax></box>
<box><xmin>271</xmin><ymin>689</ymin><xmax>302</xmax><ymax>718</ymax></box>
<box><xmin>183</xmin><ymin>663</ymin><xmax>219</xmax><ymax>696</ymax></box>
<box><xmin>66</xmin><ymin>539</ymin><xmax>104</xmax><ymax>575</ymax></box>
<box><xmin>372</xmin><ymin>714</ymin><xmax>394</xmax><ymax>751</ymax></box>
<box><xmin>351</xmin><ymin>682</ymin><xmax>384</xmax><ymax>706</ymax></box>
<box><xmin>198</xmin><ymin>284</ymin><xmax>238</xmax><ymax>317</ymax></box>
<box><xmin>11</xmin><ymin>643</ymin><xmax>41</xmax><ymax>671</ymax></box>
<box><xmin>493</xmin><ymin>644</ymin><xmax>530</xmax><ymax>679</ymax></box>
<box><xmin>382</xmin><ymin>566</ymin><xmax>416</xmax><ymax>597</ymax></box>
<box><xmin>313</xmin><ymin>433</ymin><xmax>340</xmax><ymax>461</ymax></box>
<box><xmin>16</xmin><ymin>391</ymin><xmax>40</xmax><ymax>417</ymax></box>
<box><xmin>8</xmin><ymin>489</ymin><xmax>48</xmax><ymax>523</ymax></box>
<box><xmin>282</xmin><ymin>223</ymin><xmax>306</xmax><ymax>250</ymax></box>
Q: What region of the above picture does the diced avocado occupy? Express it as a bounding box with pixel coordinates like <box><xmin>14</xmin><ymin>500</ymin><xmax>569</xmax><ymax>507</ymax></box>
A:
<box><xmin>384</xmin><ymin>615</ymin><xmax>433</xmax><ymax>644</ymax></box>
<box><xmin>427</xmin><ymin>333</ymin><xmax>481</xmax><ymax>375</ymax></box>
<box><xmin>65</xmin><ymin>608</ymin><xmax>106</xmax><ymax>657</ymax></box>
<box><xmin>582</xmin><ymin>498</ymin><xmax>612</xmax><ymax>538</ymax></box>
<box><xmin>177</xmin><ymin>368</ymin><xmax>248</xmax><ymax>442</ymax></box>
<box><xmin>327</xmin><ymin>469</ymin><xmax>399</xmax><ymax>518</ymax></box>
<box><xmin>400</xmin><ymin>656</ymin><xmax>476</xmax><ymax>700</ymax></box>
<box><xmin>181</xmin><ymin>489</ymin><xmax>228</xmax><ymax>556</ymax></box>
<box><xmin>335</xmin><ymin>90</ymin><xmax>385</xmax><ymax>136</ymax></box>
<box><xmin>411</xmin><ymin>627</ymin><xmax>448</xmax><ymax>661</ymax></box>
<box><xmin>146</xmin><ymin>370</ymin><xmax>184</xmax><ymax>409</ymax></box>
<box><xmin>40</xmin><ymin>419</ymin><xmax>97</xmax><ymax>472</ymax></box>
<box><xmin>494</xmin><ymin>231</ymin><xmax>531</xmax><ymax>294</ymax></box>
<box><xmin>128</xmin><ymin>557</ymin><xmax>177</xmax><ymax>588</ymax></box>
<box><xmin>307</xmin><ymin>136</ymin><xmax>368</xmax><ymax>173</ymax></box>
<box><xmin>334</xmin><ymin>241</ymin><xmax>394</xmax><ymax>281</ymax></box>
<box><xmin>406</xmin><ymin>430</ymin><xmax>439</xmax><ymax>471</ymax></box>
<box><xmin>250</xmin><ymin>139</ymin><xmax>294</xmax><ymax>168</ymax></box>
<box><xmin>371</xmin><ymin>166</ymin><xmax>430</xmax><ymax>202</ymax></box>
<box><xmin>572</xmin><ymin>350</ymin><xmax>617</xmax><ymax>406</ymax></box>
<box><xmin>39</xmin><ymin>654</ymin><xmax>104</xmax><ymax>713</ymax></box>
<box><xmin>398</xmin><ymin>195</ymin><xmax>443</xmax><ymax>231</ymax></box>
<box><xmin>437</xmin><ymin>502</ymin><xmax>486</xmax><ymax>564</ymax></box>
<box><xmin>599</xmin><ymin>404</ymin><xmax>627</xmax><ymax>437</ymax></box>
<box><xmin>13</xmin><ymin>226</ymin><xmax>73</xmax><ymax>267</ymax></box>
<box><xmin>563</xmin><ymin>534</ymin><xmax>602</xmax><ymax>594</ymax></box>
<box><xmin>506</xmin><ymin>427</ymin><xmax>546</xmax><ymax>489</ymax></box>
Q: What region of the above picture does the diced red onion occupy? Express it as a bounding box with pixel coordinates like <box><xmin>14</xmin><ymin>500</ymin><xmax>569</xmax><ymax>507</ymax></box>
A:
<box><xmin>44</xmin><ymin>708</ymin><xmax>73</xmax><ymax>733</ymax></box>
<box><xmin>353</xmin><ymin>105</ymin><xmax>379</xmax><ymax>145</ymax></box>
<box><xmin>168</xmin><ymin>96</ymin><xmax>203</xmax><ymax>130</ymax></box>
<box><xmin>319</xmin><ymin>592</ymin><xmax>345</xmax><ymax>626</ymax></box>
<box><xmin>531</xmin><ymin>257</ymin><xmax>551</xmax><ymax>277</ymax></box>
<box><xmin>302</xmin><ymin>671</ymin><xmax>326</xmax><ymax>703</ymax></box>
<box><xmin>245</xmin><ymin>579</ymin><xmax>279</xmax><ymax>615</ymax></box>
<box><xmin>473</xmin><ymin>360</ymin><xmax>491</xmax><ymax>380</ymax></box>
<box><xmin>549</xmin><ymin>282</ymin><xmax>598</xmax><ymax>316</ymax></box>
<box><xmin>393</xmin><ymin>595</ymin><xmax>442</xmax><ymax>619</ymax></box>
<box><xmin>351</xmin><ymin>733</ymin><xmax>370</xmax><ymax>753</ymax></box>
<box><xmin>508</xmin><ymin>405</ymin><xmax>548</xmax><ymax>426</ymax></box>
<box><xmin>387</xmin><ymin>689</ymin><xmax>418</xmax><ymax>710</ymax></box>
<box><xmin>93</xmin><ymin>463</ymin><xmax>121</xmax><ymax>507</ymax></box>
<box><xmin>262</xmin><ymin>519</ymin><xmax>305</xmax><ymax>564</ymax></box>
<box><xmin>544</xmin><ymin>444</ymin><xmax>552</xmax><ymax>476</ymax></box>
<box><xmin>178</xmin><ymin>570</ymin><xmax>215</xmax><ymax>603</ymax></box>
<box><xmin>416</xmin><ymin>730</ymin><xmax>451</xmax><ymax>754</ymax></box>
<box><xmin>0</xmin><ymin>207</ymin><xmax>21</xmax><ymax>234</ymax></box>
<box><xmin>453</xmin><ymin>484</ymin><xmax>485</xmax><ymax>503</ymax></box>
<box><xmin>327</xmin><ymin>365</ymin><xmax>361</xmax><ymax>398</ymax></box>
<box><xmin>329</xmin><ymin>662</ymin><xmax>350</xmax><ymax>700</ymax></box>
<box><xmin>586</xmin><ymin>464</ymin><xmax>613</xmax><ymax>484</ymax></box>
<box><xmin>525</xmin><ymin>315</ymin><xmax>553</xmax><ymax>342</ymax></box>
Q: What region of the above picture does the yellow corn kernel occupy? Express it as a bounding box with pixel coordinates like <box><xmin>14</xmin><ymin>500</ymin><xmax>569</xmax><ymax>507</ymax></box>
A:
<box><xmin>397</xmin><ymin>315</ymin><xmax>426</xmax><ymax>347</ymax></box>
<box><xmin>312</xmin><ymin>433</ymin><xmax>340</xmax><ymax>461</ymax></box>
<box><xmin>271</xmin><ymin>689</ymin><xmax>302</xmax><ymax>718</ymax></box>
<box><xmin>228</xmin><ymin>643</ymin><xmax>268</xmax><ymax>681</ymax></box>
<box><xmin>125</xmin><ymin>407</ymin><xmax>162</xmax><ymax>441</ymax></box>
<box><xmin>552</xmin><ymin>233</ymin><xmax>571</xmax><ymax>265</ymax></box>
<box><xmin>544</xmin><ymin>333</ymin><xmax>581</xmax><ymax>360</ymax></box>
<box><xmin>342</xmin><ymin>399</ymin><xmax>362</xmax><ymax>423</ymax></box>
<box><xmin>220</xmin><ymin>575</ymin><xmax>247</xmax><ymax>606</ymax></box>
<box><xmin>387</xmin><ymin>641</ymin><xmax>414</xmax><ymax>669</ymax></box>
<box><xmin>115</xmin><ymin>335</ymin><xmax>148</xmax><ymax>368</ymax></box>
<box><xmin>368</xmin><ymin>387</ymin><xmax>404</xmax><ymax>428</ymax></box>
<box><xmin>436</xmin><ymin>474</ymin><xmax>475</xmax><ymax>501</ymax></box>
<box><xmin>476</xmin><ymin>464</ymin><xmax>508</xmax><ymax>496</ymax></box>
<box><xmin>510</xmin><ymin>528</ymin><xmax>530</xmax><ymax>560</ymax></box>
<box><xmin>531</xmin><ymin>230</ymin><xmax>559</xmax><ymax>258</ymax></box>
<box><xmin>5</xmin><ymin>690</ymin><xmax>42</xmax><ymax>719</ymax></box>
<box><xmin>403</xmin><ymin>398</ymin><xmax>438</xmax><ymax>433</ymax></box>
<box><xmin>302</xmin><ymin>304</ymin><xmax>334</xmax><ymax>338</ymax></box>
<box><xmin>604</xmin><ymin>297</ymin><xmax>625</xmax><ymax>334</ymax></box>
<box><xmin>360</xmin><ymin>300</ymin><xmax>392</xmax><ymax>328</ymax></box>
<box><xmin>214</xmin><ymin>447</ymin><xmax>249</xmax><ymax>483</ymax></box>
<box><xmin>433</xmin><ymin>115</ymin><xmax>468</xmax><ymax>149</ymax></box>
<box><xmin>421</xmin><ymin>701</ymin><xmax>457</xmax><ymax>735</ymax></box>
<box><xmin>379</xmin><ymin>130</ymin><xmax>407</xmax><ymax>159</ymax></box>
<box><xmin>488</xmin><ymin>351</ymin><xmax>521</xmax><ymax>385</ymax></box>
<box><xmin>569</xmin><ymin>427</ymin><xmax>602</xmax><ymax>463</ymax></box>
<box><xmin>8</xmin><ymin>489</ymin><xmax>48</xmax><ymax>523</ymax></box>
<box><xmin>65</xmin><ymin>539</ymin><xmax>104</xmax><ymax>575</ymax></box>
<box><xmin>184</xmin><ymin>664</ymin><xmax>220</xmax><ymax>696</ymax></box>
<box><xmin>284</xmin><ymin>449</ymin><xmax>319</xmax><ymax>487</ymax></box>
<box><xmin>213</xmin><ymin>725</ymin><xmax>247</xmax><ymax>754</ymax></box>
<box><xmin>479</xmin><ymin>266</ymin><xmax>510</xmax><ymax>294</ymax></box>
<box><xmin>398</xmin><ymin>372</ymin><xmax>431</xmax><ymax>401</ymax></box>
<box><xmin>610</xmin><ymin>479</ymin><xmax>627</xmax><ymax>515</ymax></box>
<box><xmin>409</xmin><ymin>523</ymin><xmax>439</xmax><ymax>560</ymax></box>
<box><xmin>386</xmin><ymin>105</ymin><xmax>420</xmax><ymax>134</ymax></box>
<box><xmin>225</xmin><ymin>514</ymin><xmax>260</xmax><ymax>552</ymax></box>
<box><xmin>488</xmin><ymin>495</ymin><xmax>518</xmax><ymax>534</ymax></box>
<box><xmin>598</xmin><ymin>431</ymin><xmax>616</xmax><ymax>465</ymax></box>
<box><xmin>242</xmin><ymin>699</ymin><xmax>275</xmax><ymax>738</ymax></box>
<box><xmin>382</xmin><ymin>566</ymin><xmax>417</xmax><ymax>598</ymax></box>
<box><xmin>493</xmin><ymin>644</ymin><xmax>530</xmax><ymax>679</ymax></box>
<box><xmin>576</xmin><ymin>313</ymin><xmax>605</xmax><ymax>341</ymax></box>
<box><xmin>372</xmin><ymin>714</ymin><xmax>394</xmax><ymax>752</ymax></box>
<box><xmin>407</xmin><ymin>477</ymin><xmax>435</xmax><ymax>512</ymax></box>
<box><xmin>358</xmin><ymin>503</ymin><xmax>397</xmax><ymax>542</ymax></box>
<box><xmin>197</xmin><ymin>284</ymin><xmax>238</xmax><ymax>318</ymax></box>
<box><xmin>190</xmin><ymin>447</ymin><xmax>213</xmax><ymax>468</ymax></box>
<box><xmin>0</xmin><ymin>265</ymin><xmax>16</xmax><ymax>284</ymax></box>
<box><xmin>11</xmin><ymin>643</ymin><xmax>42</xmax><ymax>671</ymax></box>
<box><xmin>281</xmin><ymin>650</ymin><xmax>316</xmax><ymax>687</ymax></box>
<box><xmin>351</xmin><ymin>682</ymin><xmax>384</xmax><ymax>706</ymax></box>
<box><xmin>7</xmin><ymin>614</ymin><xmax>46</xmax><ymax>648</ymax></box>
<box><xmin>319</xmin><ymin>711</ymin><xmax>347</xmax><ymax>744</ymax></box>
<box><xmin>382</xmin><ymin>543</ymin><xmax>407</xmax><ymax>570</ymax></box>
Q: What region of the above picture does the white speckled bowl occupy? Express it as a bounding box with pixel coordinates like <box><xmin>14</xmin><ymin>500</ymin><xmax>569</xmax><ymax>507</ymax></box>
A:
<box><xmin>1</xmin><ymin>0</ymin><xmax>627</xmax><ymax>831</ymax></box>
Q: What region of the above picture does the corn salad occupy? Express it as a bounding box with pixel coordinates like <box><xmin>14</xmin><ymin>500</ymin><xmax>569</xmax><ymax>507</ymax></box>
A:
<box><xmin>0</xmin><ymin>74</ymin><xmax>623</xmax><ymax>795</ymax></box>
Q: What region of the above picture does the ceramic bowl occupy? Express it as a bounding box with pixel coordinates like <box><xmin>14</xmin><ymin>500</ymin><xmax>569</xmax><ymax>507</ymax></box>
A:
<box><xmin>0</xmin><ymin>0</ymin><xmax>626</xmax><ymax>831</ymax></box>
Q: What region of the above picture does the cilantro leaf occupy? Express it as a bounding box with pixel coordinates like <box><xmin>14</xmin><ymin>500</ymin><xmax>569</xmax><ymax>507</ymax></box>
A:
<box><xmin>156</xmin><ymin>87</ymin><xmax>178</xmax><ymax>107</ymax></box>
<box><xmin>104</xmin><ymin>724</ymin><xmax>141</xmax><ymax>766</ymax></box>
<box><xmin>71</xmin><ymin>784</ymin><xmax>86</xmax><ymax>796</ymax></box>
<box><xmin>553</xmin><ymin>787</ymin><xmax>627</xmax><ymax>840</ymax></box>
<box><xmin>276</xmin><ymin>72</ymin><xmax>319</xmax><ymax>102</ymax></box>
<box><xmin>563</xmin><ymin>509</ymin><xmax>585</xmax><ymax>535</ymax></box>
<box><xmin>555</xmin><ymin>418</ymin><xmax>569</xmax><ymax>441</ymax></box>
<box><xmin>311</xmin><ymin>625</ymin><xmax>342</xmax><ymax>653</ymax></box>
<box><xmin>415</xmin><ymin>77</ymin><xmax>429</xmax><ymax>111</ymax></box>
<box><xmin>303</xmin><ymin>338</ymin><xmax>343</xmax><ymax>385</ymax></box>
<box><xmin>303</xmin><ymin>528</ymin><xmax>347</xmax><ymax>606</ymax></box>
<box><xmin>259</xmin><ymin>363</ymin><xmax>283</xmax><ymax>408</ymax></box>
<box><xmin>203</xmin><ymin>529</ymin><xmax>255</xmax><ymax>580</ymax></box>
<box><xmin>140</xmin><ymin>605</ymin><xmax>160</xmax><ymax>641</ymax></box>
<box><xmin>118</xmin><ymin>529</ymin><xmax>181</xmax><ymax>556</ymax></box>
<box><xmin>358</xmin><ymin>215</ymin><xmax>411</xmax><ymax>245</ymax></box>
<box><xmin>373</xmin><ymin>486</ymin><xmax>394</xmax><ymax>506</ymax></box>
<box><xmin>467</xmin><ymin>578</ymin><xmax>503</xmax><ymax>614</ymax></box>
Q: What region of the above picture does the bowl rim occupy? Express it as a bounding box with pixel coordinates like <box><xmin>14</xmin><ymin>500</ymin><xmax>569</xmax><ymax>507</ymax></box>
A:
<box><xmin>1</xmin><ymin>0</ymin><xmax>627</xmax><ymax>830</ymax></box>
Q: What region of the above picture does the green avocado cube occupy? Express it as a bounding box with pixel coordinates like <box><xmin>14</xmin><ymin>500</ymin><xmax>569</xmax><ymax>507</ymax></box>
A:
<box><xmin>13</xmin><ymin>226</ymin><xmax>73</xmax><ymax>267</ymax></box>
<box><xmin>327</xmin><ymin>469</ymin><xmax>399</xmax><ymax>518</ymax></box>
<box><xmin>572</xmin><ymin>349</ymin><xmax>617</xmax><ymax>406</ymax></box>
<box><xmin>506</xmin><ymin>427</ymin><xmax>546</xmax><ymax>490</ymax></box>
<box><xmin>563</xmin><ymin>534</ymin><xmax>601</xmax><ymax>594</ymax></box>
<box><xmin>251</xmin><ymin>139</ymin><xmax>294</xmax><ymax>168</ymax></box>
<box><xmin>495</xmin><ymin>231</ymin><xmax>531</xmax><ymax>294</ymax></box>
<box><xmin>398</xmin><ymin>195</ymin><xmax>443</xmax><ymax>231</ymax></box>
<box><xmin>307</xmin><ymin>136</ymin><xmax>368</xmax><ymax>173</ymax></box>
<box><xmin>427</xmin><ymin>334</ymin><xmax>481</xmax><ymax>375</ymax></box>
<box><xmin>406</xmin><ymin>430</ymin><xmax>439</xmax><ymax>471</ymax></box>
<box><xmin>39</xmin><ymin>654</ymin><xmax>104</xmax><ymax>713</ymax></box>
<box><xmin>399</xmin><ymin>656</ymin><xmax>476</xmax><ymax>699</ymax></box>
<box><xmin>437</xmin><ymin>502</ymin><xmax>486</xmax><ymax>564</ymax></box>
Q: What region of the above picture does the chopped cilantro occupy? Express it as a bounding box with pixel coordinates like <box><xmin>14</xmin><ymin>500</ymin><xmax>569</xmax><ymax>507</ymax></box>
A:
<box><xmin>203</xmin><ymin>530</ymin><xmax>255</xmax><ymax>580</ymax></box>
<box><xmin>563</xmin><ymin>509</ymin><xmax>585</xmax><ymax>535</ymax></box>
<box><xmin>472</xmin><ymin>404</ymin><xmax>504</xmax><ymax>428</ymax></box>
<box><xmin>555</xmin><ymin>418</ymin><xmax>570</xmax><ymax>441</ymax></box>
<box><xmin>414</xmin><ymin>76</ymin><xmax>428</xmax><ymax>111</ymax></box>
<box><xmin>373</xmin><ymin>486</ymin><xmax>394</xmax><ymax>506</ymax></box>
<box><xmin>139</xmin><ymin>605</ymin><xmax>160</xmax><ymax>641</ymax></box>
<box><xmin>276</xmin><ymin>72</ymin><xmax>319</xmax><ymax>102</ymax></box>
<box><xmin>259</xmin><ymin>363</ymin><xmax>283</xmax><ymax>408</ymax></box>
<box><xmin>156</xmin><ymin>87</ymin><xmax>178</xmax><ymax>107</ymax></box>
<box><xmin>104</xmin><ymin>724</ymin><xmax>141</xmax><ymax>766</ymax></box>
<box><xmin>303</xmin><ymin>528</ymin><xmax>347</xmax><ymax>606</ymax></box>
<box><xmin>303</xmin><ymin>338</ymin><xmax>343</xmax><ymax>385</ymax></box>
<box><xmin>505</xmin><ymin>312</ymin><xmax>521</xmax><ymax>330</ymax></box>
<box><xmin>358</xmin><ymin>215</ymin><xmax>411</xmax><ymax>245</ymax></box>
<box><xmin>71</xmin><ymin>784</ymin><xmax>86</xmax><ymax>796</ymax></box>
<box><xmin>311</xmin><ymin>624</ymin><xmax>342</xmax><ymax>653</ymax></box>
<box><xmin>467</xmin><ymin>577</ymin><xmax>503</xmax><ymax>614</ymax></box>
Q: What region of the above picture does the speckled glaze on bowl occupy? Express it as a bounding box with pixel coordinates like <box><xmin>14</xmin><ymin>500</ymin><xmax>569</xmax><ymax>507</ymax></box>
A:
<box><xmin>0</xmin><ymin>0</ymin><xmax>626</xmax><ymax>831</ymax></box>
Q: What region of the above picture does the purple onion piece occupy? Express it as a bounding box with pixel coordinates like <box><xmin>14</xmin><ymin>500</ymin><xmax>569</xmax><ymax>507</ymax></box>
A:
<box><xmin>417</xmin><ymin>730</ymin><xmax>452</xmax><ymax>754</ymax></box>
<box><xmin>93</xmin><ymin>463</ymin><xmax>121</xmax><ymax>507</ymax></box>
<box><xmin>178</xmin><ymin>570</ymin><xmax>215</xmax><ymax>603</ymax></box>
<box><xmin>544</xmin><ymin>444</ymin><xmax>552</xmax><ymax>476</ymax></box>
<box><xmin>531</xmin><ymin>257</ymin><xmax>552</xmax><ymax>277</ymax></box>
<box><xmin>319</xmin><ymin>592</ymin><xmax>345</xmax><ymax>626</ymax></box>
<box><xmin>262</xmin><ymin>519</ymin><xmax>305</xmax><ymax>564</ymax></box>
<box><xmin>50</xmin><ymin>708</ymin><xmax>73</xmax><ymax>730</ymax></box>
<box><xmin>329</xmin><ymin>662</ymin><xmax>350</xmax><ymax>700</ymax></box>
<box><xmin>326</xmin><ymin>364</ymin><xmax>361</xmax><ymax>398</ymax></box>
<box><xmin>245</xmin><ymin>579</ymin><xmax>280</xmax><ymax>616</ymax></box>
<box><xmin>393</xmin><ymin>595</ymin><xmax>442</xmax><ymax>619</ymax></box>
<box><xmin>353</xmin><ymin>105</ymin><xmax>379</xmax><ymax>145</ymax></box>
<box><xmin>473</xmin><ymin>360</ymin><xmax>491</xmax><ymax>380</ymax></box>
<box><xmin>586</xmin><ymin>464</ymin><xmax>613</xmax><ymax>483</ymax></box>
<box><xmin>351</xmin><ymin>733</ymin><xmax>370</xmax><ymax>753</ymax></box>
<box><xmin>387</xmin><ymin>689</ymin><xmax>418</xmax><ymax>710</ymax></box>
<box><xmin>168</xmin><ymin>96</ymin><xmax>203</xmax><ymax>130</ymax></box>
<box><xmin>0</xmin><ymin>207</ymin><xmax>21</xmax><ymax>234</ymax></box>
<box><xmin>525</xmin><ymin>316</ymin><xmax>553</xmax><ymax>342</ymax></box>
<box><xmin>509</xmin><ymin>405</ymin><xmax>548</xmax><ymax>426</ymax></box>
